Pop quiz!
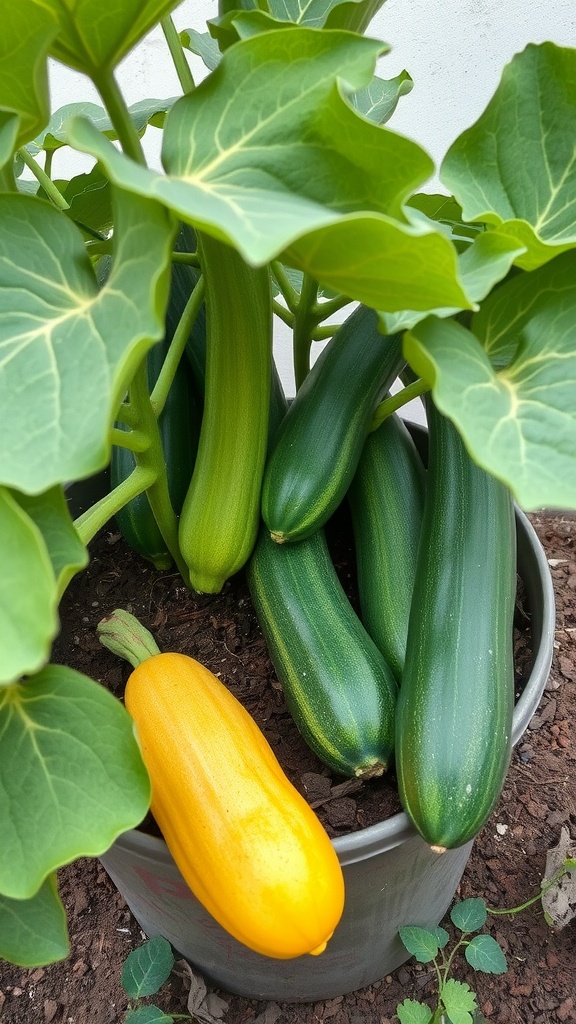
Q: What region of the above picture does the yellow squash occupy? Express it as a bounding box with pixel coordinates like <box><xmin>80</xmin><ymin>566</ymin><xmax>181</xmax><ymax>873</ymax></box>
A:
<box><xmin>125</xmin><ymin>652</ymin><xmax>345</xmax><ymax>959</ymax></box>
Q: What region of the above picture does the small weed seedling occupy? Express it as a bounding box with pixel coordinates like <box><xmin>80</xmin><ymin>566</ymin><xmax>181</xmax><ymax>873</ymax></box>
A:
<box><xmin>121</xmin><ymin>935</ymin><xmax>229</xmax><ymax>1024</ymax></box>
<box><xmin>121</xmin><ymin>935</ymin><xmax>181</xmax><ymax>1023</ymax></box>
<box><xmin>396</xmin><ymin>897</ymin><xmax>506</xmax><ymax>1024</ymax></box>
<box><xmin>395</xmin><ymin>845</ymin><xmax>576</xmax><ymax>1024</ymax></box>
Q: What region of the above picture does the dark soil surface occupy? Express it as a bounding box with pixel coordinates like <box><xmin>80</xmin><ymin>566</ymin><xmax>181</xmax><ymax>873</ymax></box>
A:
<box><xmin>1</xmin><ymin>511</ymin><xmax>574</xmax><ymax>1024</ymax></box>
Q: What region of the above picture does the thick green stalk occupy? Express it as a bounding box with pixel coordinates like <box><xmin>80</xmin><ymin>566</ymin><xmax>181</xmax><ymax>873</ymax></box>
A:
<box><xmin>18</xmin><ymin>148</ymin><xmax>70</xmax><ymax>209</ymax></box>
<box><xmin>74</xmin><ymin>465</ymin><xmax>156</xmax><ymax>545</ymax></box>
<box><xmin>271</xmin><ymin>261</ymin><xmax>299</xmax><ymax>311</ymax></box>
<box><xmin>272</xmin><ymin>299</ymin><xmax>294</xmax><ymax>328</ymax></box>
<box><xmin>161</xmin><ymin>15</ymin><xmax>196</xmax><ymax>94</ymax></box>
<box><xmin>370</xmin><ymin>378</ymin><xmax>430</xmax><ymax>430</ymax></box>
<box><xmin>313</xmin><ymin>293</ymin><xmax>353</xmax><ymax>322</ymax></box>
<box><xmin>172</xmin><ymin>251</ymin><xmax>200</xmax><ymax>267</ymax></box>
<box><xmin>94</xmin><ymin>69</ymin><xmax>146</xmax><ymax>165</ymax></box>
<box><xmin>109</xmin><ymin>427</ymin><xmax>151</xmax><ymax>453</ymax></box>
<box><xmin>293</xmin><ymin>273</ymin><xmax>319</xmax><ymax>389</ymax></box>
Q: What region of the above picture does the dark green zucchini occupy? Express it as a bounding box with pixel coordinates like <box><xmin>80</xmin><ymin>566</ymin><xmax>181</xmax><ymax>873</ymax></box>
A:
<box><xmin>348</xmin><ymin>412</ymin><xmax>426</xmax><ymax>680</ymax></box>
<box><xmin>261</xmin><ymin>306</ymin><xmax>405</xmax><ymax>544</ymax></box>
<box><xmin>112</xmin><ymin>340</ymin><xmax>201</xmax><ymax>569</ymax></box>
<box><xmin>395</xmin><ymin>400</ymin><xmax>516</xmax><ymax>849</ymax></box>
<box><xmin>247</xmin><ymin>525</ymin><xmax>398</xmax><ymax>778</ymax></box>
<box><xmin>112</xmin><ymin>227</ymin><xmax>203</xmax><ymax>569</ymax></box>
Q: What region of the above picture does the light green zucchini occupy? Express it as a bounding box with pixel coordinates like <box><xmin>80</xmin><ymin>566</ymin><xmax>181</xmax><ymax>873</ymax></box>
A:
<box><xmin>178</xmin><ymin>234</ymin><xmax>273</xmax><ymax>593</ymax></box>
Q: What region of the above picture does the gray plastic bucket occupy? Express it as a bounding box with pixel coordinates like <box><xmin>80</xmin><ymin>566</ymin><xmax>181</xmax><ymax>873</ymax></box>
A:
<box><xmin>100</xmin><ymin>507</ymin><xmax>554</xmax><ymax>1001</ymax></box>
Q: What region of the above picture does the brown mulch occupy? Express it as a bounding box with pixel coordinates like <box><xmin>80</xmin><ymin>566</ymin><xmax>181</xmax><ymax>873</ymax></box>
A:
<box><xmin>0</xmin><ymin>510</ymin><xmax>574</xmax><ymax>1024</ymax></box>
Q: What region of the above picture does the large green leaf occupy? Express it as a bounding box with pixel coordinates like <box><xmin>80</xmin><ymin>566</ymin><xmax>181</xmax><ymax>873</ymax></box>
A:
<box><xmin>0</xmin><ymin>4</ymin><xmax>57</xmax><ymax>164</ymax></box>
<box><xmin>0</xmin><ymin>489</ymin><xmax>58</xmax><ymax>686</ymax></box>
<box><xmin>59</xmin><ymin>165</ymin><xmax>114</xmax><ymax>237</ymax></box>
<box><xmin>12</xmin><ymin>486</ymin><xmax>88</xmax><ymax>598</ymax></box>
<box><xmin>378</xmin><ymin>228</ymin><xmax>525</xmax><ymax>333</ymax></box>
<box><xmin>68</xmin><ymin>29</ymin><xmax>469</xmax><ymax>312</ymax></box>
<box><xmin>404</xmin><ymin>252</ymin><xmax>576</xmax><ymax>510</ymax></box>
<box><xmin>441</xmin><ymin>43</ymin><xmax>576</xmax><ymax>271</ymax></box>
<box><xmin>283</xmin><ymin>213</ymin><xmax>469</xmax><ymax>312</ymax></box>
<box><xmin>34</xmin><ymin>0</ymin><xmax>182</xmax><ymax>76</ymax></box>
<box><xmin>0</xmin><ymin>665</ymin><xmax>151</xmax><ymax>900</ymax></box>
<box><xmin>0</xmin><ymin>190</ymin><xmax>176</xmax><ymax>494</ymax></box>
<box><xmin>30</xmin><ymin>97</ymin><xmax>179</xmax><ymax>154</ymax></box>
<box><xmin>349</xmin><ymin>70</ymin><xmax>413</xmax><ymax>126</ymax></box>
<box><xmin>180</xmin><ymin>28</ymin><xmax>222</xmax><ymax>72</ymax></box>
<box><xmin>0</xmin><ymin>874</ymin><xmax>69</xmax><ymax>966</ymax></box>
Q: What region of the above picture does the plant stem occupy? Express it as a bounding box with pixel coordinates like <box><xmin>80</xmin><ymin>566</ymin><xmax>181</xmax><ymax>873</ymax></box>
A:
<box><xmin>74</xmin><ymin>465</ymin><xmax>156</xmax><ymax>545</ymax></box>
<box><xmin>311</xmin><ymin>325</ymin><xmax>336</xmax><ymax>341</ymax></box>
<box><xmin>271</xmin><ymin>261</ymin><xmax>299</xmax><ymax>311</ymax></box>
<box><xmin>172</xmin><ymin>250</ymin><xmax>200</xmax><ymax>266</ymax></box>
<box><xmin>161</xmin><ymin>14</ymin><xmax>196</xmax><ymax>94</ymax></box>
<box><xmin>272</xmin><ymin>299</ymin><xmax>294</xmax><ymax>328</ymax></box>
<box><xmin>128</xmin><ymin>360</ymin><xmax>189</xmax><ymax>579</ymax></box>
<box><xmin>150</xmin><ymin>276</ymin><xmax>205</xmax><ymax>416</ymax></box>
<box><xmin>17</xmin><ymin>148</ymin><xmax>70</xmax><ymax>210</ymax></box>
<box><xmin>44</xmin><ymin>149</ymin><xmax>54</xmax><ymax>179</ymax></box>
<box><xmin>94</xmin><ymin>69</ymin><xmax>146</xmax><ymax>165</ymax></box>
<box><xmin>487</xmin><ymin>864</ymin><xmax>570</xmax><ymax>916</ymax></box>
<box><xmin>115</xmin><ymin>401</ymin><xmax>139</xmax><ymax>429</ymax></box>
<box><xmin>370</xmin><ymin>378</ymin><xmax>430</xmax><ymax>431</ymax></box>
<box><xmin>313</xmin><ymin>292</ymin><xmax>353</xmax><ymax>322</ymax></box>
<box><xmin>109</xmin><ymin>427</ymin><xmax>152</xmax><ymax>453</ymax></box>
<box><xmin>293</xmin><ymin>273</ymin><xmax>319</xmax><ymax>389</ymax></box>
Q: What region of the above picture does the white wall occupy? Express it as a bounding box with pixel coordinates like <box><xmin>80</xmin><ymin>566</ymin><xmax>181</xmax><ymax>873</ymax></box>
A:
<box><xmin>46</xmin><ymin>0</ymin><xmax>575</xmax><ymax>408</ymax></box>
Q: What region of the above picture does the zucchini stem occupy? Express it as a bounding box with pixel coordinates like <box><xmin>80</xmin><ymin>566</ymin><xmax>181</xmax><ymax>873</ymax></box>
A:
<box><xmin>313</xmin><ymin>293</ymin><xmax>352</xmax><ymax>322</ymax></box>
<box><xmin>271</xmin><ymin>261</ymin><xmax>299</xmax><ymax>311</ymax></box>
<box><xmin>97</xmin><ymin>608</ymin><xmax>161</xmax><ymax>668</ymax></box>
<box><xmin>74</xmin><ymin>464</ymin><xmax>156</xmax><ymax>545</ymax></box>
<box><xmin>293</xmin><ymin>273</ymin><xmax>319</xmax><ymax>389</ymax></box>
<box><xmin>17</xmin><ymin>148</ymin><xmax>70</xmax><ymax>210</ymax></box>
<box><xmin>151</xmin><ymin>276</ymin><xmax>205</xmax><ymax>416</ymax></box>
<box><xmin>370</xmin><ymin>378</ymin><xmax>430</xmax><ymax>431</ymax></box>
<box><xmin>172</xmin><ymin>250</ymin><xmax>200</xmax><ymax>266</ymax></box>
<box><xmin>109</xmin><ymin>427</ymin><xmax>151</xmax><ymax>453</ymax></box>
<box><xmin>272</xmin><ymin>299</ymin><xmax>294</xmax><ymax>328</ymax></box>
<box><xmin>161</xmin><ymin>14</ymin><xmax>196</xmax><ymax>94</ymax></box>
<box><xmin>94</xmin><ymin>69</ymin><xmax>147</xmax><ymax>165</ymax></box>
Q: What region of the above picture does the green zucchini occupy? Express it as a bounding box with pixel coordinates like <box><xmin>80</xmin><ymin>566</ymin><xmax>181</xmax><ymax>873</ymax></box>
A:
<box><xmin>178</xmin><ymin>234</ymin><xmax>273</xmax><ymax>593</ymax></box>
<box><xmin>261</xmin><ymin>306</ymin><xmax>405</xmax><ymax>544</ymax></box>
<box><xmin>395</xmin><ymin>401</ymin><xmax>516</xmax><ymax>849</ymax></box>
<box><xmin>247</xmin><ymin>525</ymin><xmax>398</xmax><ymax>778</ymax></box>
<box><xmin>348</xmin><ymin>412</ymin><xmax>426</xmax><ymax>680</ymax></box>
